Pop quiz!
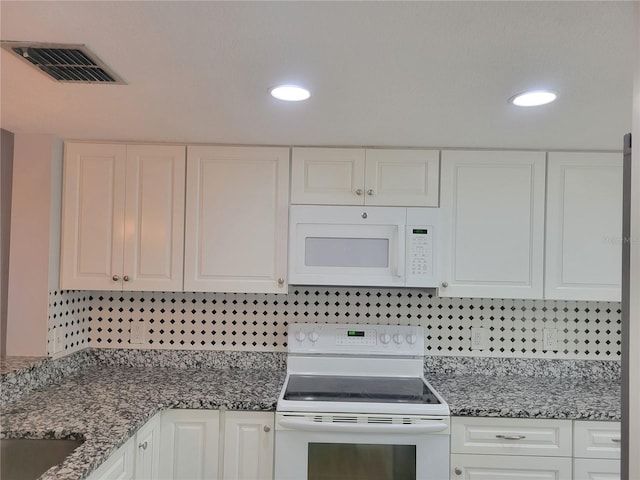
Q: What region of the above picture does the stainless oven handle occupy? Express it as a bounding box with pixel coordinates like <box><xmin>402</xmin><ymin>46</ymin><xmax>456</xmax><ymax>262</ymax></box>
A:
<box><xmin>278</xmin><ymin>418</ymin><xmax>449</xmax><ymax>434</ymax></box>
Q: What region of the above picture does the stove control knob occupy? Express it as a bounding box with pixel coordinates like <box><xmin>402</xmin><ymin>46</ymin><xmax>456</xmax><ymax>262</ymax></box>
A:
<box><xmin>294</xmin><ymin>331</ymin><xmax>306</xmax><ymax>342</ymax></box>
<box><xmin>393</xmin><ymin>333</ymin><xmax>404</xmax><ymax>344</ymax></box>
<box><xmin>308</xmin><ymin>331</ymin><xmax>319</xmax><ymax>343</ymax></box>
<box><xmin>379</xmin><ymin>333</ymin><xmax>391</xmax><ymax>344</ymax></box>
<box><xmin>406</xmin><ymin>333</ymin><xmax>417</xmax><ymax>345</ymax></box>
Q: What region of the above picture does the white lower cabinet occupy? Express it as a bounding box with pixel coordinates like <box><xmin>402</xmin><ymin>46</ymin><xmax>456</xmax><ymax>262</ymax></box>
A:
<box><xmin>573</xmin><ymin>459</ymin><xmax>620</xmax><ymax>480</ymax></box>
<box><xmin>451</xmin><ymin>453</ymin><xmax>572</xmax><ymax>480</ymax></box>
<box><xmin>156</xmin><ymin>409</ymin><xmax>274</xmax><ymax>480</ymax></box>
<box><xmin>86</xmin><ymin>437</ymin><xmax>136</xmax><ymax>480</ymax></box>
<box><xmin>222</xmin><ymin>411</ymin><xmax>274</xmax><ymax>480</ymax></box>
<box><xmin>452</xmin><ymin>417</ymin><xmax>621</xmax><ymax>480</ymax></box>
<box><xmin>573</xmin><ymin>421</ymin><xmax>621</xmax><ymax>480</ymax></box>
<box><xmin>134</xmin><ymin>413</ymin><xmax>161</xmax><ymax>480</ymax></box>
<box><xmin>158</xmin><ymin>409</ymin><xmax>220</xmax><ymax>480</ymax></box>
<box><xmin>451</xmin><ymin>417</ymin><xmax>573</xmax><ymax>480</ymax></box>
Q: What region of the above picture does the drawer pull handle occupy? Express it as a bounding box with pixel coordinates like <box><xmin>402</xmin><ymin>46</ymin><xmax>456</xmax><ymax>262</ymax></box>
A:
<box><xmin>612</xmin><ymin>438</ymin><xmax>621</xmax><ymax>443</ymax></box>
<box><xmin>496</xmin><ymin>434</ymin><xmax>526</xmax><ymax>440</ymax></box>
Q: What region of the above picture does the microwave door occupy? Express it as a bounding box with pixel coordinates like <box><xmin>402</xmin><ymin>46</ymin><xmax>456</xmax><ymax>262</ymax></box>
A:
<box><xmin>290</xmin><ymin>223</ymin><xmax>405</xmax><ymax>286</ymax></box>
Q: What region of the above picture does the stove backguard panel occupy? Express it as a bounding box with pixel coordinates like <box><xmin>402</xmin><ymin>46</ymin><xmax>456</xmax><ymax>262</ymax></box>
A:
<box><xmin>47</xmin><ymin>287</ymin><xmax>621</xmax><ymax>361</ymax></box>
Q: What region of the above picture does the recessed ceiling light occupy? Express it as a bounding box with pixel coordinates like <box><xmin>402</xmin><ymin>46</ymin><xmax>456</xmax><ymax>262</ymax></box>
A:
<box><xmin>269</xmin><ymin>85</ymin><xmax>311</xmax><ymax>102</ymax></box>
<box><xmin>509</xmin><ymin>90</ymin><xmax>557</xmax><ymax>107</ymax></box>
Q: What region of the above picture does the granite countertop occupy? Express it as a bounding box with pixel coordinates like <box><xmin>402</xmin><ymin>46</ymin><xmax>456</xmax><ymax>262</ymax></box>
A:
<box><xmin>1</xmin><ymin>364</ymin><xmax>286</xmax><ymax>480</ymax></box>
<box><xmin>430</xmin><ymin>374</ymin><xmax>620</xmax><ymax>421</ymax></box>
<box><xmin>0</xmin><ymin>351</ymin><xmax>621</xmax><ymax>480</ymax></box>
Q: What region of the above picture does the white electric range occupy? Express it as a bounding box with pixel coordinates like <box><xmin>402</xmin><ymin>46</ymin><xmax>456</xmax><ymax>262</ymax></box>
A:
<box><xmin>275</xmin><ymin>323</ymin><xmax>450</xmax><ymax>480</ymax></box>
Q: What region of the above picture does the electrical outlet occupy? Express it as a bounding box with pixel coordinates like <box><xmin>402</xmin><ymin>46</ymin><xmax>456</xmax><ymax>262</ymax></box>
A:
<box><xmin>130</xmin><ymin>323</ymin><xmax>145</xmax><ymax>345</ymax></box>
<box><xmin>471</xmin><ymin>327</ymin><xmax>489</xmax><ymax>350</ymax></box>
<box><xmin>53</xmin><ymin>329</ymin><xmax>65</xmax><ymax>354</ymax></box>
<box><xmin>543</xmin><ymin>328</ymin><xmax>558</xmax><ymax>351</ymax></box>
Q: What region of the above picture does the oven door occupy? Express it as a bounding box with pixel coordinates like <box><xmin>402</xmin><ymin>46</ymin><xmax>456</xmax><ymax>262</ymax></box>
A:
<box><xmin>274</xmin><ymin>413</ymin><xmax>450</xmax><ymax>480</ymax></box>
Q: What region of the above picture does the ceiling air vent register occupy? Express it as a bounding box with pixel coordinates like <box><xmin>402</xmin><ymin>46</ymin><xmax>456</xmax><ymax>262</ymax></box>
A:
<box><xmin>1</xmin><ymin>42</ymin><xmax>125</xmax><ymax>84</ymax></box>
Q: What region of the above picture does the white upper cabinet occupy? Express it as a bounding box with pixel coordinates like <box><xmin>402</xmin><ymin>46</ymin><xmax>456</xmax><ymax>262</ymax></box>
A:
<box><xmin>184</xmin><ymin>146</ymin><xmax>290</xmax><ymax>293</ymax></box>
<box><xmin>291</xmin><ymin>148</ymin><xmax>365</xmax><ymax>205</ymax></box>
<box><xmin>545</xmin><ymin>152</ymin><xmax>623</xmax><ymax>301</ymax></box>
<box><xmin>439</xmin><ymin>150</ymin><xmax>546</xmax><ymax>299</ymax></box>
<box><xmin>291</xmin><ymin>147</ymin><xmax>439</xmax><ymax>206</ymax></box>
<box><xmin>61</xmin><ymin>143</ymin><xmax>186</xmax><ymax>291</ymax></box>
<box><xmin>364</xmin><ymin>149</ymin><xmax>440</xmax><ymax>206</ymax></box>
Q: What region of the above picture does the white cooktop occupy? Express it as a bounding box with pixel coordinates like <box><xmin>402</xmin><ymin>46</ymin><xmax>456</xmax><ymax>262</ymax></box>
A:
<box><xmin>277</xmin><ymin>323</ymin><xmax>450</xmax><ymax>416</ymax></box>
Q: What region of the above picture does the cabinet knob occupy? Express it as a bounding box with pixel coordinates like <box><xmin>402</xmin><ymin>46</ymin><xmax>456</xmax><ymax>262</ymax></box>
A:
<box><xmin>138</xmin><ymin>441</ymin><xmax>148</xmax><ymax>450</ymax></box>
<box><xmin>123</xmin><ymin>275</ymin><xmax>130</xmax><ymax>282</ymax></box>
<box><xmin>112</xmin><ymin>275</ymin><xmax>120</xmax><ymax>282</ymax></box>
<box><xmin>366</xmin><ymin>189</ymin><xmax>374</xmax><ymax>196</ymax></box>
<box><xmin>454</xmin><ymin>467</ymin><xmax>462</xmax><ymax>476</ymax></box>
<box><xmin>263</xmin><ymin>425</ymin><xmax>271</xmax><ymax>433</ymax></box>
<box><xmin>441</xmin><ymin>281</ymin><xmax>448</xmax><ymax>288</ymax></box>
<box><xmin>355</xmin><ymin>189</ymin><xmax>363</xmax><ymax>196</ymax></box>
<box><xmin>277</xmin><ymin>278</ymin><xmax>285</xmax><ymax>287</ymax></box>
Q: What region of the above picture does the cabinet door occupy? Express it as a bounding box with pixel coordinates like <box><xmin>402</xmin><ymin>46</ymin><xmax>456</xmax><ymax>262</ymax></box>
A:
<box><xmin>60</xmin><ymin>142</ymin><xmax>126</xmax><ymax>290</ymax></box>
<box><xmin>573</xmin><ymin>459</ymin><xmax>620</xmax><ymax>480</ymax></box>
<box><xmin>86</xmin><ymin>437</ymin><xmax>135</xmax><ymax>480</ymax></box>
<box><xmin>291</xmin><ymin>147</ymin><xmax>365</xmax><ymax>205</ymax></box>
<box><xmin>184</xmin><ymin>146</ymin><xmax>290</xmax><ymax>293</ymax></box>
<box><xmin>451</xmin><ymin>454</ymin><xmax>572</xmax><ymax>480</ymax></box>
<box><xmin>364</xmin><ymin>149</ymin><xmax>440</xmax><ymax>206</ymax></box>
<box><xmin>439</xmin><ymin>151</ymin><xmax>546</xmax><ymax>299</ymax></box>
<box><xmin>123</xmin><ymin>145</ymin><xmax>186</xmax><ymax>292</ymax></box>
<box><xmin>545</xmin><ymin>153</ymin><xmax>623</xmax><ymax>301</ymax></box>
<box><xmin>158</xmin><ymin>409</ymin><xmax>220</xmax><ymax>480</ymax></box>
<box><xmin>222</xmin><ymin>411</ymin><xmax>274</xmax><ymax>480</ymax></box>
<box><xmin>134</xmin><ymin>413</ymin><xmax>161</xmax><ymax>480</ymax></box>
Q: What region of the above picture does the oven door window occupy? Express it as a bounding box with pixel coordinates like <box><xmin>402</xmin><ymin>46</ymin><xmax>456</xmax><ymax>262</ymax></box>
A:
<box><xmin>308</xmin><ymin>443</ymin><xmax>416</xmax><ymax>480</ymax></box>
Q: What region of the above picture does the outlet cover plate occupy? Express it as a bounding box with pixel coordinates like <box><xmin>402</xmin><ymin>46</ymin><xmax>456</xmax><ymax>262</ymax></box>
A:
<box><xmin>471</xmin><ymin>327</ymin><xmax>489</xmax><ymax>350</ymax></box>
<box><xmin>130</xmin><ymin>323</ymin><xmax>145</xmax><ymax>345</ymax></box>
<box><xmin>543</xmin><ymin>328</ymin><xmax>558</xmax><ymax>351</ymax></box>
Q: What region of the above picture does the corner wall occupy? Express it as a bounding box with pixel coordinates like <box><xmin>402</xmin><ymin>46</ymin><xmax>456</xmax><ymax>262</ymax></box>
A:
<box><xmin>6</xmin><ymin>134</ymin><xmax>62</xmax><ymax>356</ymax></box>
<box><xmin>0</xmin><ymin>129</ymin><xmax>14</xmax><ymax>357</ymax></box>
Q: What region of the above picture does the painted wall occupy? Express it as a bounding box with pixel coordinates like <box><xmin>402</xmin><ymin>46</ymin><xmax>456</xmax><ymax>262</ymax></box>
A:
<box><xmin>626</xmin><ymin>4</ymin><xmax>640</xmax><ymax>479</ymax></box>
<box><xmin>5</xmin><ymin>134</ymin><xmax>62</xmax><ymax>356</ymax></box>
<box><xmin>0</xmin><ymin>129</ymin><xmax>15</xmax><ymax>357</ymax></box>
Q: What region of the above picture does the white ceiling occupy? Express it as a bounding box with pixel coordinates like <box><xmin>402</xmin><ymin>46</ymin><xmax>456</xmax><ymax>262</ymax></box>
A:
<box><xmin>0</xmin><ymin>1</ymin><xmax>635</xmax><ymax>150</ymax></box>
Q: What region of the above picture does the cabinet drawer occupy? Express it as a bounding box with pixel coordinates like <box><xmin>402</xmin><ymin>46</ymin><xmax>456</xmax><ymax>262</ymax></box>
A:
<box><xmin>451</xmin><ymin>454</ymin><xmax>572</xmax><ymax>480</ymax></box>
<box><xmin>451</xmin><ymin>417</ymin><xmax>572</xmax><ymax>457</ymax></box>
<box><xmin>574</xmin><ymin>421</ymin><xmax>621</xmax><ymax>459</ymax></box>
<box><xmin>573</xmin><ymin>458</ymin><xmax>620</xmax><ymax>480</ymax></box>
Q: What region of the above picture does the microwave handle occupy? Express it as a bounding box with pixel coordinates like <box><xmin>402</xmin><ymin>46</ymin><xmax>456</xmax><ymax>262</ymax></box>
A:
<box><xmin>395</xmin><ymin>226</ymin><xmax>405</xmax><ymax>278</ymax></box>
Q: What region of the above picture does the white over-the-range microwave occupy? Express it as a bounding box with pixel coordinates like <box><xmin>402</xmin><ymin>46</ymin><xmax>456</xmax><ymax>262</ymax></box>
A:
<box><xmin>288</xmin><ymin>205</ymin><xmax>439</xmax><ymax>287</ymax></box>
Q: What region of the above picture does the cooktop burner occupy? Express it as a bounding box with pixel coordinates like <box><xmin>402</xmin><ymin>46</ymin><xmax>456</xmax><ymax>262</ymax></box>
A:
<box><xmin>283</xmin><ymin>374</ymin><xmax>442</xmax><ymax>405</ymax></box>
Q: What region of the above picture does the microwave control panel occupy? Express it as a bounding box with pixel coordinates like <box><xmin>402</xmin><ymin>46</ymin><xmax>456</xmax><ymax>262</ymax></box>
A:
<box><xmin>405</xmin><ymin>209</ymin><xmax>438</xmax><ymax>287</ymax></box>
<box><xmin>407</xmin><ymin>226</ymin><xmax>434</xmax><ymax>281</ymax></box>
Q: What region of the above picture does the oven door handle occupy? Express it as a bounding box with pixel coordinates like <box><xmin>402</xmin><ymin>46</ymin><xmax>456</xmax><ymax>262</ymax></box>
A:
<box><xmin>278</xmin><ymin>418</ymin><xmax>449</xmax><ymax>434</ymax></box>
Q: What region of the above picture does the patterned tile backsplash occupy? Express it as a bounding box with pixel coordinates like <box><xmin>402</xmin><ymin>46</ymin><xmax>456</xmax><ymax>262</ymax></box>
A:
<box><xmin>48</xmin><ymin>287</ymin><xmax>621</xmax><ymax>360</ymax></box>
